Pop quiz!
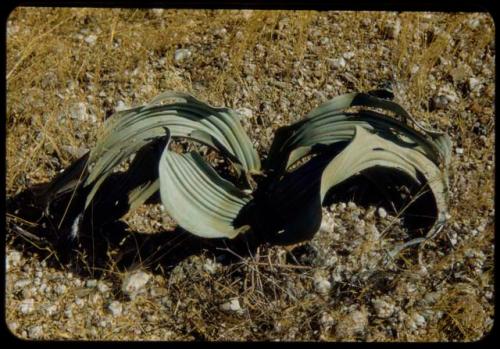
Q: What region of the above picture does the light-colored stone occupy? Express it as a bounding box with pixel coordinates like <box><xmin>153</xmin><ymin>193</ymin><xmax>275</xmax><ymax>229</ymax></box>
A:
<box><xmin>97</xmin><ymin>281</ymin><xmax>110</xmax><ymax>293</ymax></box>
<box><xmin>174</xmin><ymin>49</ymin><xmax>192</xmax><ymax>63</ymax></box>
<box><xmin>19</xmin><ymin>298</ymin><xmax>35</xmax><ymax>314</ymax></box>
<box><xmin>28</xmin><ymin>325</ymin><xmax>43</xmax><ymax>339</ymax></box>
<box><xmin>329</xmin><ymin>57</ymin><xmax>346</xmax><ymax>69</ymax></box>
<box><xmin>122</xmin><ymin>270</ymin><xmax>151</xmax><ymax>298</ymax></box>
<box><xmin>84</xmin><ymin>34</ymin><xmax>97</xmax><ymax>46</ymax></box>
<box><xmin>220</xmin><ymin>298</ymin><xmax>244</xmax><ymax>315</ymax></box>
<box><xmin>372</xmin><ymin>297</ymin><xmax>395</xmax><ymax>318</ymax></box>
<box><xmin>55</xmin><ymin>284</ymin><xmax>67</xmax><ymax>295</ymax></box>
<box><xmin>335</xmin><ymin>308</ymin><xmax>368</xmax><ymax>338</ymax></box>
<box><xmin>86</xmin><ymin>279</ymin><xmax>98</xmax><ymax>288</ymax></box>
<box><xmin>108</xmin><ymin>301</ymin><xmax>123</xmax><ymax>317</ymax></box>
<box><xmin>314</xmin><ymin>275</ymin><xmax>332</xmax><ymax>295</ymax></box>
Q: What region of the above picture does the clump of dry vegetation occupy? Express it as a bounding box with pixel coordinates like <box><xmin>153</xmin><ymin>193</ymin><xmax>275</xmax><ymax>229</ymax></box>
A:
<box><xmin>6</xmin><ymin>8</ymin><xmax>494</xmax><ymax>341</ymax></box>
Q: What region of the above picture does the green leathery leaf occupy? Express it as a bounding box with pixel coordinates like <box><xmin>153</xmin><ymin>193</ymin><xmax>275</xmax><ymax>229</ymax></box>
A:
<box><xmin>267</xmin><ymin>92</ymin><xmax>451</xmax><ymax>176</ymax></box>
<box><xmin>159</xmin><ymin>147</ymin><xmax>252</xmax><ymax>239</ymax></box>
<box><xmin>319</xmin><ymin>126</ymin><xmax>449</xmax><ymax>237</ymax></box>
<box><xmin>83</xmin><ymin>91</ymin><xmax>260</xmax><ymax>209</ymax></box>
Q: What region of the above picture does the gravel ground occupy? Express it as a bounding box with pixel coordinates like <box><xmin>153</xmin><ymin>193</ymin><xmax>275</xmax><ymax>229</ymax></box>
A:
<box><xmin>6</xmin><ymin>8</ymin><xmax>495</xmax><ymax>341</ymax></box>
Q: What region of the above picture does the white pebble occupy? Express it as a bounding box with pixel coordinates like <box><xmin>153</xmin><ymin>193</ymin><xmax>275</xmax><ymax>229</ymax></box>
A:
<box><xmin>432</xmin><ymin>95</ymin><xmax>450</xmax><ymax>109</ymax></box>
<box><xmin>343</xmin><ymin>52</ymin><xmax>355</xmax><ymax>60</ymax></box>
<box><xmin>86</xmin><ymin>279</ymin><xmax>98</xmax><ymax>288</ymax></box>
<box><xmin>108</xmin><ymin>301</ymin><xmax>123</xmax><ymax>317</ymax></box>
<box><xmin>44</xmin><ymin>304</ymin><xmax>59</xmax><ymax>316</ymax></box>
<box><xmin>235</xmin><ymin>107</ymin><xmax>253</xmax><ymax>119</ymax></box>
<box><xmin>64</xmin><ymin>306</ymin><xmax>73</xmax><ymax>319</ymax></box>
<box><xmin>84</xmin><ymin>34</ymin><xmax>97</xmax><ymax>46</ymax></box>
<box><xmin>468</xmin><ymin>77</ymin><xmax>481</xmax><ymax>91</ymax></box>
<box><xmin>122</xmin><ymin>270</ymin><xmax>151</xmax><ymax>298</ymax></box>
<box><xmin>372</xmin><ymin>298</ymin><xmax>395</xmax><ymax>318</ymax></box>
<box><xmin>377</xmin><ymin>207</ymin><xmax>388</xmax><ymax>219</ymax></box>
<box><xmin>28</xmin><ymin>325</ymin><xmax>43</xmax><ymax>339</ymax></box>
<box><xmin>314</xmin><ymin>275</ymin><xmax>332</xmax><ymax>295</ymax></box>
<box><xmin>14</xmin><ymin>279</ymin><xmax>32</xmax><ymax>289</ymax></box>
<box><xmin>70</xmin><ymin>102</ymin><xmax>96</xmax><ymax>122</ymax></box>
<box><xmin>115</xmin><ymin>100</ymin><xmax>128</xmax><ymax>112</ymax></box>
<box><xmin>174</xmin><ymin>48</ymin><xmax>192</xmax><ymax>63</ymax></box>
<box><xmin>8</xmin><ymin>322</ymin><xmax>19</xmax><ymax>332</ymax></box>
<box><xmin>19</xmin><ymin>298</ymin><xmax>35</xmax><ymax>314</ymax></box>
<box><xmin>220</xmin><ymin>298</ymin><xmax>244</xmax><ymax>314</ymax></box>
<box><xmin>152</xmin><ymin>9</ymin><xmax>164</xmax><ymax>16</ymax></box>
<box><xmin>468</xmin><ymin>18</ymin><xmax>480</xmax><ymax>29</ymax></box>
<box><xmin>203</xmin><ymin>259</ymin><xmax>219</xmax><ymax>274</ymax></box>
<box><xmin>97</xmin><ymin>281</ymin><xmax>110</xmax><ymax>293</ymax></box>
<box><xmin>320</xmin><ymin>312</ymin><xmax>335</xmax><ymax>329</ymax></box>
<box><xmin>455</xmin><ymin>148</ymin><xmax>464</xmax><ymax>155</ymax></box>
<box><xmin>329</xmin><ymin>57</ymin><xmax>346</xmax><ymax>69</ymax></box>
<box><xmin>7</xmin><ymin>250</ymin><xmax>22</xmax><ymax>269</ymax></box>
<box><xmin>55</xmin><ymin>284</ymin><xmax>67</xmax><ymax>295</ymax></box>
<box><xmin>412</xmin><ymin>313</ymin><xmax>427</xmax><ymax>327</ymax></box>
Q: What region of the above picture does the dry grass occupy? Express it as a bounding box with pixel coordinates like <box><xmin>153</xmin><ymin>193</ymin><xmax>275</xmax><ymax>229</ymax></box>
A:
<box><xmin>6</xmin><ymin>8</ymin><xmax>494</xmax><ymax>341</ymax></box>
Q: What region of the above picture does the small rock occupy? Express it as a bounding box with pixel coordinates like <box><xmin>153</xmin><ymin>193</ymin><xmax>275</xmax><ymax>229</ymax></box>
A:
<box><xmin>214</xmin><ymin>28</ymin><xmax>227</xmax><ymax>38</ymax></box>
<box><xmin>412</xmin><ymin>313</ymin><xmax>427</xmax><ymax>328</ymax></box>
<box><xmin>86</xmin><ymin>279</ymin><xmax>98</xmax><ymax>288</ymax></box>
<box><xmin>319</xmin><ymin>312</ymin><xmax>335</xmax><ymax>330</ymax></box>
<box><xmin>97</xmin><ymin>281</ymin><xmax>110</xmax><ymax>294</ymax></box>
<box><xmin>84</xmin><ymin>34</ymin><xmax>97</xmax><ymax>46</ymax></box>
<box><xmin>241</xmin><ymin>10</ymin><xmax>253</xmax><ymax>20</ymax></box>
<box><xmin>468</xmin><ymin>18</ymin><xmax>480</xmax><ymax>29</ymax></box>
<box><xmin>343</xmin><ymin>52</ymin><xmax>355</xmax><ymax>60</ymax></box>
<box><xmin>235</xmin><ymin>107</ymin><xmax>253</xmax><ymax>119</ymax></box>
<box><xmin>75</xmin><ymin>298</ymin><xmax>85</xmax><ymax>307</ymax></box>
<box><xmin>7</xmin><ymin>250</ymin><xmax>22</xmax><ymax>269</ymax></box>
<box><xmin>115</xmin><ymin>100</ymin><xmax>128</xmax><ymax>112</ymax></box>
<box><xmin>468</xmin><ymin>77</ymin><xmax>481</xmax><ymax>91</ymax></box>
<box><xmin>372</xmin><ymin>298</ymin><xmax>395</xmax><ymax>318</ymax></box>
<box><xmin>410</xmin><ymin>65</ymin><xmax>419</xmax><ymax>75</ymax></box>
<box><xmin>386</xmin><ymin>19</ymin><xmax>401</xmax><ymax>38</ymax></box>
<box><xmin>455</xmin><ymin>148</ymin><xmax>464</xmax><ymax>155</ymax></box>
<box><xmin>314</xmin><ymin>274</ymin><xmax>332</xmax><ymax>295</ymax></box>
<box><xmin>432</xmin><ymin>95</ymin><xmax>450</xmax><ymax>110</ymax></box>
<box><xmin>44</xmin><ymin>304</ymin><xmax>59</xmax><ymax>316</ymax></box>
<box><xmin>7</xmin><ymin>322</ymin><xmax>19</xmax><ymax>333</ymax></box>
<box><xmin>203</xmin><ymin>259</ymin><xmax>219</xmax><ymax>274</ymax></box>
<box><xmin>329</xmin><ymin>57</ymin><xmax>346</xmax><ymax>69</ymax></box>
<box><xmin>377</xmin><ymin>207</ymin><xmax>388</xmax><ymax>219</ymax></box>
<box><xmin>174</xmin><ymin>48</ymin><xmax>192</xmax><ymax>63</ymax></box>
<box><xmin>152</xmin><ymin>8</ymin><xmax>164</xmax><ymax>16</ymax></box>
<box><xmin>220</xmin><ymin>298</ymin><xmax>244</xmax><ymax>315</ymax></box>
<box><xmin>122</xmin><ymin>270</ymin><xmax>151</xmax><ymax>298</ymax></box>
<box><xmin>19</xmin><ymin>299</ymin><xmax>35</xmax><ymax>314</ymax></box>
<box><xmin>70</xmin><ymin>102</ymin><xmax>96</xmax><ymax>122</ymax></box>
<box><xmin>28</xmin><ymin>325</ymin><xmax>43</xmax><ymax>339</ymax></box>
<box><xmin>55</xmin><ymin>284</ymin><xmax>67</xmax><ymax>295</ymax></box>
<box><xmin>335</xmin><ymin>309</ymin><xmax>368</xmax><ymax>339</ymax></box>
<box><xmin>108</xmin><ymin>301</ymin><xmax>123</xmax><ymax>317</ymax></box>
<box><xmin>14</xmin><ymin>278</ymin><xmax>32</xmax><ymax>289</ymax></box>
<box><xmin>64</xmin><ymin>306</ymin><xmax>73</xmax><ymax>319</ymax></box>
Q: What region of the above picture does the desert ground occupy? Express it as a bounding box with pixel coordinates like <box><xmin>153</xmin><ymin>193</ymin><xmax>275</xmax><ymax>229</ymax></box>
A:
<box><xmin>5</xmin><ymin>8</ymin><xmax>494</xmax><ymax>341</ymax></box>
